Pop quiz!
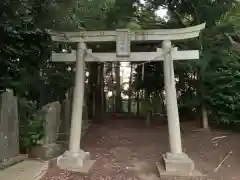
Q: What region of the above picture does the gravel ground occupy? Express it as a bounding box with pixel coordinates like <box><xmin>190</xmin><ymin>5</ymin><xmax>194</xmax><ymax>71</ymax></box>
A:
<box><xmin>41</xmin><ymin>120</ymin><xmax>240</xmax><ymax>180</ymax></box>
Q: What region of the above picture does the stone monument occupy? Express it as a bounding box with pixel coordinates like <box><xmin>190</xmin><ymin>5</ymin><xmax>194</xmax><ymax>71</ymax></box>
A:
<box><xmin>31</xmin><ymin>101</ymin><xmax>64</xmax><ymax>160</ymax></box>
<box><xmin>0</xmin><ymin>90</ymin><xmax>27</xmax><ymax>169</ymax></box>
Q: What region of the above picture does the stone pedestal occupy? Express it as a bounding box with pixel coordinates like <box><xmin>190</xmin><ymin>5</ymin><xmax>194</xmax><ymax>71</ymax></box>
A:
<box><xmin>163</xmin><ymin>153</ymin><xmax>194</xmax><ymax>172</ymax></box>
<box><xmin>57</xmin><ymin>150</ymin><xmax>95</xmax><ymax>173</ymax></box>
<box><xmin>156</xmin><ymin>153</ymin><xmax>203</xmax><ymax>179</ymax></box>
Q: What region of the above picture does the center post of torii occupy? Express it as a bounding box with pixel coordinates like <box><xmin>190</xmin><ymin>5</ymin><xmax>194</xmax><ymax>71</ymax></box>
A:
<box><xmin>49</xmin><ymin>23</ymin><xmax>206</xmax><ymax>177</ymax></box>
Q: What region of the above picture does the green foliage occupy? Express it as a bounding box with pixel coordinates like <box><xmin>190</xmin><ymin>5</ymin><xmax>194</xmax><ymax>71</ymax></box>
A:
<box><xmin>0</xmin><ymin>28</ymin><xmax>52</xmax><ymax>99</ymax></box>
<box><xmin>1</xmin><ymin>0</ymin><xmax>76</xmax><ymax>150</ymax></box>
<box><xmin>134</xmin><ymin>62</ymin><xmax>164</xmax><ymax>92</ymax></box>
<box><xmin>203</xmin><ymin>37</ymin><xmax>240</xmax><ymax>125</ymax></box>
<box><xmin>132</xmin><ymin>0</ymin><xmax>240</xmax><ymax>128</ymax></box>
<box><xmin>18</xmin><ymin>98</ymin><xmax>44</xmax><ymax>153</ymax></box>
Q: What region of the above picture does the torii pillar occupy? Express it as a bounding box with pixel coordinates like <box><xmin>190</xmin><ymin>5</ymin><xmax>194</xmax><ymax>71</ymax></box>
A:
<box><xmin>163</xmin><ymin>40</ymin><xmax>183</xmax><ymax>155</ymax></box>
<box><xmin>156</xmin><ymin>40</ymin><xmax>202</xmax><ymax>178</ymax></box>
<box><xmin>57</xmin><ymin>42</ymin><xmax>95</xmax><ymax>172</ymax></box>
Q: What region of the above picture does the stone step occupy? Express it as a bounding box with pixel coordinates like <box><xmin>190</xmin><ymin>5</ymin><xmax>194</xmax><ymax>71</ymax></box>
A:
<box><xmin>0</xmin><ymin>154</ymin><xmax>28</xmax><ymax>170</ymax></box>
<box><xmin>0</xmin><ymin>160</ymin><xmax>48</xmax><ymax>180</ymax></box>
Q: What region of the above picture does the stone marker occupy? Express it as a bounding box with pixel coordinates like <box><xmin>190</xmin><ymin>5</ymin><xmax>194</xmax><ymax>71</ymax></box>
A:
<box><xmin>0</xmin><ymin>90</ymin><xmax>27</xmax><ymax>170</ymax></box>
<box><xmin>58</xmin><ymin>87</ymin><xmax>91</xmax><ymax>144</ymax></box>
<box><xmin>59</xmin><ymin>98</ymin><xmax>71</xmax><ymax>142</ymax></box>
<box><xmin>58</xmin><ymin>88</ymin><xmax>73</xmax><ymax>142</ymax></box>
<box><xmin>31</xmin><ymin>101</ymin><xmax>64</xmax><ymax>160</ymax></box>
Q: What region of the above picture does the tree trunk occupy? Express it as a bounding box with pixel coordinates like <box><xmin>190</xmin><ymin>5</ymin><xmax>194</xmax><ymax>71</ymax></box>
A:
<box><xmin>87</xmin><ymin>62</ymin><xmax>97</xmax><ymax>119</ymax></box>
<box><xmin>100</xmin><ymin>63</ymin><xmax>106</xmax><ymax>117</ymax></box>
<box><xmin>136</xmin><ymin>91</ymin><xmax>140</xmax><ymax>117</ymax></box>
<box><xmin>128</xmin><ymin>64</ymin><xmax>133</xmax><ymax>113</ymax></box>
<box><xmin>159</xmin><ymin>90</ymin><xmax>167</xmax><ymax>116</ymax></box>
<box><xmin>197</xmin><ymin>33</ymin><xmax>209</xmax><ymax>129</ymax></box>
<box><xmin>202</xmin><ymin>105</ymin><xmax>209</xmax><ymax>129</ymax></box>
<box><xmin>93</xmin><ymin>63</ymin><xmax>105</xmax><ymax>123</ymax></box>
<box><xmin>111</xmin><ymin>63</ymin><xmax>115</xmax><ymax>111</ymax></box>
<box><xmin>144</xmin><ymin>90</ymin><xmax>152</xmax><ymax>126</ymax></box>
<box><xmin>115</xmin><ymin>62</ymin><xmax>122</xmax><ymax>112</ymax></box>
<box><xmin>88</xmin><ymin>62</ymin><xmax>104</xmax><ymax>123</ymax></box>
<box><xmin>197</xmin><ymin>71</ymin><xmax>209</xmax><ymax>129</ymax></box>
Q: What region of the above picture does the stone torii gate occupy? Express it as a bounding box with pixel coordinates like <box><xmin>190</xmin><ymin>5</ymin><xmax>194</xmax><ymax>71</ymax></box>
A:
<box><xmin>48</xmin><ymin>23</ymin><xmax>205</xmax><ymax>177</ymax></box>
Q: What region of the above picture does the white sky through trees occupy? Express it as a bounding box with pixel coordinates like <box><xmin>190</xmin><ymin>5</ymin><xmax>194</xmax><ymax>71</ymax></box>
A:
<box><xmin>110</xmin><ymin>1</ymin><xmax>167</xmax><ymax>98</ymax></box>
<box><xmin>139</xmin><ymin>0</ymin><xmax>167</xmax><ymax>18</ymax></box>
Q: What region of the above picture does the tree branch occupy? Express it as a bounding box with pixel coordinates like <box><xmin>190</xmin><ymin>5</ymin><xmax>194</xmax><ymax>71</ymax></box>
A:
<box><xmin>168</xmin><ymin>5</ymin><xmax>186</xmax><ymax>27</ymax></box>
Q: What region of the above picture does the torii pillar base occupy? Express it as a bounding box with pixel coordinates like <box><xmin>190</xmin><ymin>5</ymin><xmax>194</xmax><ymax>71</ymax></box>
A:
<box><xmin>156</xmin><ymin>153</ymin><xmax>205</xmax><ymax>179</ymax></box>
<box><xmin>56</xmin><ymin>150</ymin><xmax>95</xmax><ymax>173</ymax></box>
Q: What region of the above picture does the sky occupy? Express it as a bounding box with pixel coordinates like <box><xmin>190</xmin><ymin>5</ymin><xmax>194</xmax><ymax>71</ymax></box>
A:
<box><xmin>139</xmin><ymin>0</ymin><xmax>167</xmax><ymax>18</ymax></box>
<box><xmin>156</xmin><ymin>7</ymin><xmax>167</xmax><ymax>18</ymax></box>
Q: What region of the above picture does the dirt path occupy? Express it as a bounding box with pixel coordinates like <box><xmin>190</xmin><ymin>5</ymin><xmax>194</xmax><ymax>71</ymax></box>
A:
<box><xmin>41</xmin><ymin>120</ymin><xmax>240</xmax><ymax>180</ymax></box>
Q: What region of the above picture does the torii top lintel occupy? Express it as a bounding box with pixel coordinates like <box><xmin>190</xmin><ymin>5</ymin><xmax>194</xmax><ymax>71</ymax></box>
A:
<box><xmin>47</xmin><ymin>23</ymin><xmax>206</xmax><ymax>43</ymax></box>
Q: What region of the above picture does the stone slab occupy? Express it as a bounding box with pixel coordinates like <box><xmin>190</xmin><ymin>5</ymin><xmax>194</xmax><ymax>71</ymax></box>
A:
<box><xmin>50</xmin><ymin>156</ymin><xmax>95</xmax><ymax>173</ymax></box>
<box><xmin>40</xmin><ymin>102</ymin><xmax>61</xmax><ymax>145</ymax></box>
<box><xmin>0</xmin><ymin>160</ymin><xmax>49</xmax><ymax>180</ymax></box>
<box><xmin>54</xmin><ymin>150</ymin><xmax>95</xmax><ymax>173</ymax></box>
<box><xmin>30</xmin><ymin>143</ymin><xmax>64</xmax><ymax>161</ymax></box>
<box><xmin>0</xmin><ymin>91</ymin><xmax>19</xmax><ymax>162</ymax></box>
<box><xmin>156</xmin><ymin>162</ymin><xmax>206</xmax><ymax>180</ymax></box>
<box><xmin>0</xmin><ymin>154</ymin><xmax>28</xmax><ymax>170</ymax></box>
<box><xmin>163</xmin><ymin>152</ymin><xmax>194</xmax><ymax>172</ymax></box>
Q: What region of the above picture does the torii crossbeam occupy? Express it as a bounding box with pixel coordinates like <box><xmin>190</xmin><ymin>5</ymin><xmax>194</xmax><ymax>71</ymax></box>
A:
<box><xmin>47</xmin><ymin>23</ymin><xmax>205</xmax><ymax>42</ymax></box>
<box><xmin>52</xmin><ymin>48</ymin><xmax>199</xmax><ymax>62</ymax></box>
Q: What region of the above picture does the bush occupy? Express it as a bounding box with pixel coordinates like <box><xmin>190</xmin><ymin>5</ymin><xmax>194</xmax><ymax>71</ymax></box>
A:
<box><xmin>18</xmin><ymin>98</ymin><xmax>45</xmax><ymax>153</ymax></box>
